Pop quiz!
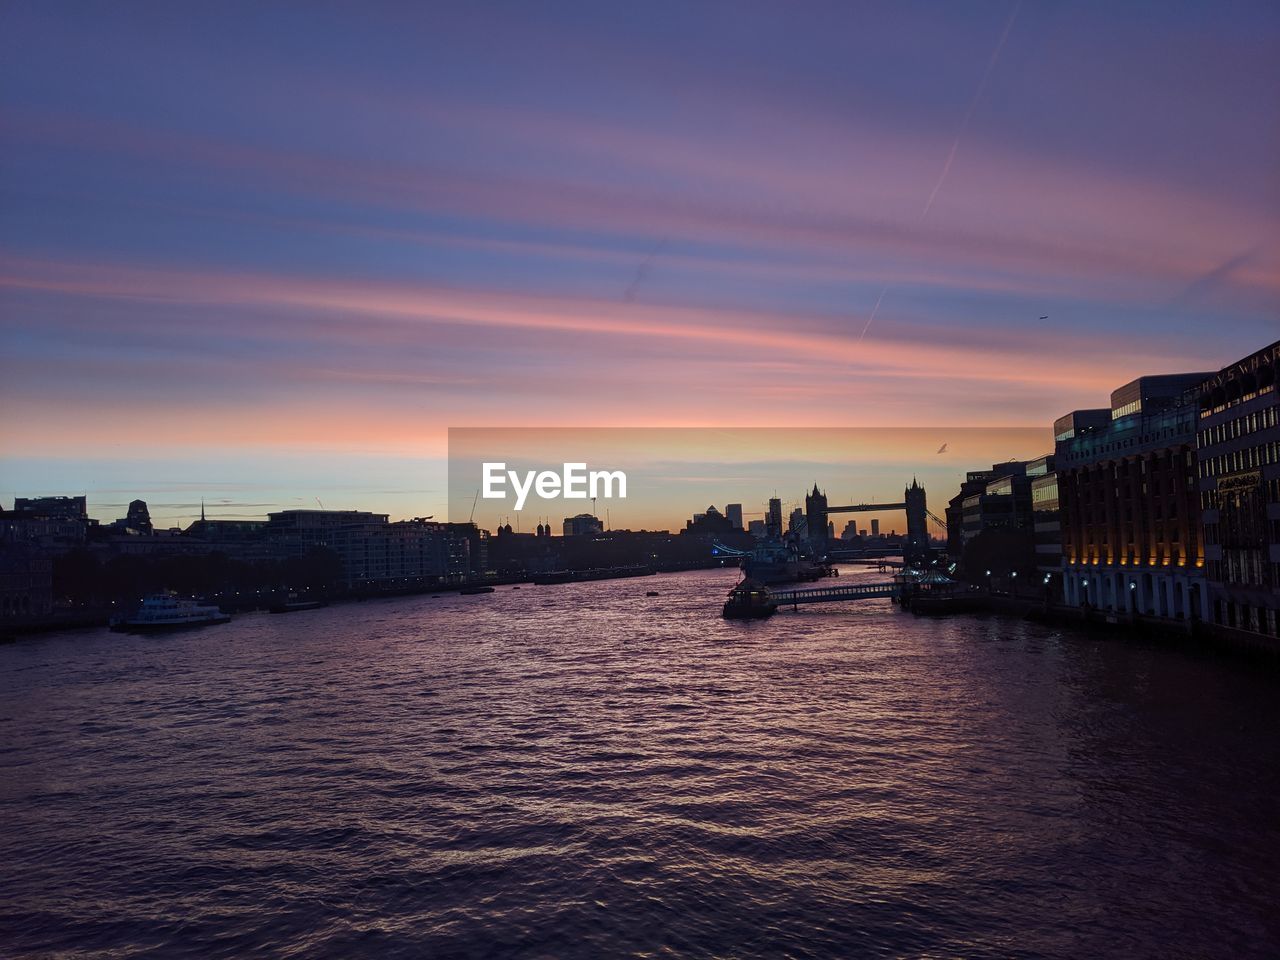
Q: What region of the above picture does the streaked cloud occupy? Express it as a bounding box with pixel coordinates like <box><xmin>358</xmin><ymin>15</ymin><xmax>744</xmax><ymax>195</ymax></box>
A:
<box><xmin>1</xmin><ymin>1</ymin><xmax>1277</xmax><ymax>522</ymax></box>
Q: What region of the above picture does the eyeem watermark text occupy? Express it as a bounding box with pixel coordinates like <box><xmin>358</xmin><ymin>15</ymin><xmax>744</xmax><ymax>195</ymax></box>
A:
<box><xmin>482</xmin><ymin>462</ymin><xmax>627</xmax><ymax>510</ymax></box>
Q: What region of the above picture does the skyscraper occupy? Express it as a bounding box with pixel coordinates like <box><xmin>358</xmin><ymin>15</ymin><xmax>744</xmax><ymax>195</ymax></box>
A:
<box><xmin>766</xmin><ymin>497</ymin><xmax>783</xmax><ymax>539</ymax></box>
<box><xmin>725</xmin><ymin>503</ymin><xmax>743</xmax><ymax>531</ymax></box>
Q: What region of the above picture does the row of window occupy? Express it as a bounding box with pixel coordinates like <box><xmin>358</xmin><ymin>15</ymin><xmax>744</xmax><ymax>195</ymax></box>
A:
<box><xmin>1198</xmin><ymin>440</ymin><xmax>1280</xmax><ymax>478</ymax></box>
<box><xmin>1200</xmin><ymin>381</ymin><xmax>1276</xmax><ymax>420</ymax></box>
<box><xmin>1212</xmin><ymin>595</ymin><xmax>1280</xmax><ymax>638</ymax></box>
<box><xmin>1203</xmin><ymin>517</ymin><xmax>1280</xmax><ymax>547</ymax></box>
<box><xmin>1111</xmin><ymin>399</ymin><xmax>1142</xmax><ymax>420</ymax></box>
<box><xmin>1198</xmin><ymin>404</ymin><xmax>1279</xmax><ymax>447</ymax></box>
<box><xmin>1205</xmin><ymin>556</ymin><xmax>1279</xmax><ymax>591</ymax></box>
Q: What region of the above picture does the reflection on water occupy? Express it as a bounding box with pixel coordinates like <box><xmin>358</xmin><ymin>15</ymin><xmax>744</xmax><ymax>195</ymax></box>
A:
<box><xmin>2</xmin><ymin>567</ymin><xmax>1278</xmax><ymax>958</ymax></box>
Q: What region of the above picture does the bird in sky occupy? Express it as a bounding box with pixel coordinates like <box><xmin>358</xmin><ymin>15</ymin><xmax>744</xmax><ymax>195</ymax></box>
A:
<box><xmin>1039</xmin><ymin>315</ymin><xmax>1049</xmax><ymax>320</ymax></box>
<box><xmin>937</xmin><ymin>442</ymin><xmax>948</xmax><ymax>454</ymax></box>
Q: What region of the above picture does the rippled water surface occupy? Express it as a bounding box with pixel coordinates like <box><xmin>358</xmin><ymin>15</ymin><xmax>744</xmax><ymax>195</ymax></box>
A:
<box><xmin>3</xmin><ymin>567</ymin><xmax>1279</xmax><ymax>958</ymax></box>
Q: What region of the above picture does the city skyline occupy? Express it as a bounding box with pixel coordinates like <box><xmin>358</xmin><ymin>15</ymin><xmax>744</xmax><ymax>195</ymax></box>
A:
<box><xmin>3</xmin><ymin>7</ymin><xmax>1280</xmax><ymax>956</ymax></box>
<box><xmin>3</xmin><ymin>2</ymin><xmax>1278</xmax><ymax>523</ymax></box>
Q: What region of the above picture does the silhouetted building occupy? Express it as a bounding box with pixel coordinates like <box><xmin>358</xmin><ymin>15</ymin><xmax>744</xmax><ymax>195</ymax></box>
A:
<box><xmin>14</xmin><ymin>496</ymin><xmax>88</xmax><ymax>520</ymax></box>
<box><xmin>946</xmin><ymin>469</ymin><xmax>997</xmax><ymax>558</ymax></box>
<box><xmin>1057</xmin><ymin>372</ymin><xmax>1211</xmax><ymax>619</ymax></box>
<box><xmin>7</xmin><ymin>495</ymin><xmax>95</xmax><ymax>549</ymax></box>
<box><xmin>563</xmin><ymin>514</ymin><xmax>603</xmax><ymax>537</ymax></box>
<box><xmin>1195</xmin><ymin>340</ymin><xmax>1280</xmax><ymax>641</ymax></box>
<box><xmin>1030</xmin><ymin>459</ymin><xmax>1062</xmax><ymax>594</ymax></box>
<box><xmin>766</xmin><ymin>497</ymin><xmax>783</xmax><ymax>539</ymax></box>
<box><xmin>185</xmin><ymin>517</ymin><xmax>267</xmax><ymax>542</ymax></box>
<box><xmin>841</xmin><ymin>519</ymin><xmax>858</xmax><ymax>539</ymax></box>
<box><xmin>334</xmin><ymin>519</ymin><xmax>470</xmax><ymax>587</ymax></box>
<box><xmin>444</xmin><ymin>522</ymin><xmax>489</xmax><ymax>575</ymax></box>
<box><xmin>789</xmin><ymin>507</ymin><xmax>806</xmax><ymax>537</ymax></box>
<box><xmin>111</xmin><ymin>499</ymin><xmax>153</xmax><ymax>535</ymax></box>
<box><xmin>265</xmin><ymin>509</ymin><xmax>389</xmax><ymax>558</ymax></box>
<box><xmin>804</xmin><ymin>485</ymin><xmax>827</xmax><ymax>550</ymax></box>
<box><xmin>1053</xmin><ymin>409</ymin><xmax>1111</xmax><ymax>445</ymax></box>
<box><xmin>725</xmin><ymin>503</ymin><xmax>743</xmax><ymax>531</ymax></box>
<box><xmin>0</xmin><ymin>543</ymin><xmax>52</xmax><ymax>623</ymax></box>
<box><xmin>748</xmin><ymin>519</ymin><xmax>766</xmax><ymax>538</ymax></box>
<box><xmin>684</xmin><ymin>506</ymin><xmax>735</xmax><ymax>537</ymax></box>
<box><xmin>903</xmin><ymin>478</ymin><xmax>929</xmax><ymax>564</ymax></box>
<box><xmin>870</xmin><ymin>519</ymin><xmax>879</xmax><ymax>537</ymax></box>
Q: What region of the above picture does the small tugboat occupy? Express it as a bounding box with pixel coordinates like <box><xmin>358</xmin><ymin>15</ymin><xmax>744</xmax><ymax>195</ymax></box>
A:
<box><xmin>459</xmin><ymin>585</ymin><xmax>495</xmax><ymax>595</ymax></box>
<box><xmin>110</xmin><ymin>594</ymin><xmax>230</xmax><ymax>633</ymax></box>
<box><xmin>722</xmin><ymin>579</ymin><xmax>776</xmax><ymax>620</ymax></box>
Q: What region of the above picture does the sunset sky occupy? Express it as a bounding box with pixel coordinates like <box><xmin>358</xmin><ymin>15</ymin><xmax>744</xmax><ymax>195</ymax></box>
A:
<box><xmin>2</xmin><ymin>2</ymin><xmax>1278</xmax><ymax>527</ymax></box>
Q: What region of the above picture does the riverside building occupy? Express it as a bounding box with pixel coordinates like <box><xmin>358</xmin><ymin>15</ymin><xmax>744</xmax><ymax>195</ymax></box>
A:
<box><xmin>1056</xmin><ymin>372</ymin><xmax>1212</xmax><ymax>621</ymax></box>
<box><xmin>1195</xmin><ymin>340</ymin><xmax>1280</xmax><ymax>643</ymax></box>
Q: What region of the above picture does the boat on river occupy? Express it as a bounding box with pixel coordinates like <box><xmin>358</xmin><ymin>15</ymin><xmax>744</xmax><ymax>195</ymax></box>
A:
<box><xmin>110</xmin><ymin>594</ymin><xmax>230</xmax><ymax>633</ymax></box>
<box><xmin>532</xmin><ymin>566</ymin><xmax>654</xmax><ymax>585</ymax></box>
<box><xmin>269</xmin><ymin>593</ymin><xmax>327</xmax><ymax>613</ymax></box>
<box><xmin>741</xmin><ymin>539</ymin><xmax>832</xmax><ymax>585</ymax></box>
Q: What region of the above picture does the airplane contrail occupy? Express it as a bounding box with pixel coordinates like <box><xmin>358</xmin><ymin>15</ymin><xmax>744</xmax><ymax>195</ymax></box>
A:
<box><xmin>921</xmin><ymin>0</ymin><xmax>1022</xmax><ymax>221</ymax></box>
<box><xmin>858</xmin><ymin>0</ymin><xmax>1021</xmax><ymax>342</ymax></box>
<box><xmin>857</xmin><ymin>286</ymin><xmax>888</xmax><ymax>340</ymax></box>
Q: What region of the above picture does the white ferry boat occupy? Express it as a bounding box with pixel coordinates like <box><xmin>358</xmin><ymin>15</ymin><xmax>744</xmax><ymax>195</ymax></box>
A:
<box><xmin>110</xmin><ymin>594</ymin><xmax>231</xmax><ymax>633</ymax></box>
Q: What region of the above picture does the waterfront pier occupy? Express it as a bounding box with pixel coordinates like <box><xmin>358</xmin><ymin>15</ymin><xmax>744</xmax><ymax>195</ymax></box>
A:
<box><xmin>722</xmin><ymin>578</ymin><xmax>903</xmax><ymax>619</ymax></box>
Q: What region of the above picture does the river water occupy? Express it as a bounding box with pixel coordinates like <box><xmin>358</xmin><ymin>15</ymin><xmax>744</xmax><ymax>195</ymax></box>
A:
<box><xmin>2</xmin><ymin>566</ymin><xmax>1278</xmax><ymax>958</ymax></box>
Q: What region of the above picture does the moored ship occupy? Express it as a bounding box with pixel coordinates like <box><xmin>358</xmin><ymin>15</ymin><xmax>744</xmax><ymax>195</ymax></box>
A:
<box><xmin>110</xmin><ymin>594</ymin><xmax>231</xmax><ymax>632</ymax></box>
<box><xmin>741</xmin><ymin>539</ymin><xmax>833</xmax><ymax>585</ymax></box>
<box><xmin>268</xmin><ymin>592</ymin><xmax>327</xmax><ymax>613</ymax></box>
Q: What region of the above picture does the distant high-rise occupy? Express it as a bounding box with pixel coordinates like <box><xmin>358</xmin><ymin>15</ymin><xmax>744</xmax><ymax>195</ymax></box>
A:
<box><xmin>871</xmin><ymin>518</ymin><xmax>880</xmax><ymax>537</ymax></box>
<box><xmin>766</xmin><ymin>497</ymin><xmax>782</xmax><ymax>539</ymax></box>
<box><xmin>788</xmin><ymin>507</ymin><xmax>805</xmax><ymax>535</ymax></box>
<box><xmin>841</xmin><ymin>519</ymin><xmax>858</xmax><ymax>539</ymax></box>
<box><xmin>725</xmin><ymin>503</ymin><xmax>743</xmax><ymax>531</ymax></box>
<box><xmin>748</xmin><ymin>519</ymin><xmax>766</xmax><ymax>538</ymax></box>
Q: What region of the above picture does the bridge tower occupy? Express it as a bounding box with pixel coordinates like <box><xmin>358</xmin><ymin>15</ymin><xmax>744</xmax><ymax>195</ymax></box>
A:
<box><xmin>805</xmin><ymin>484</ymin><xmax>829</xmax><ymax>554</ymax></box>
<box><xmin>904</xmin><ymin>478</ymin><xmax>929</xmax><ymax>565</ymax></box>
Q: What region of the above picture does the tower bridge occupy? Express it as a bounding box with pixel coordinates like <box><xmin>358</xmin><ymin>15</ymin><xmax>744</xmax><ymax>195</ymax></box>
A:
<box><xmin>806</xmin><ymin>478</ymin><xmax>933</xmax><ymax>565</ymax></box>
